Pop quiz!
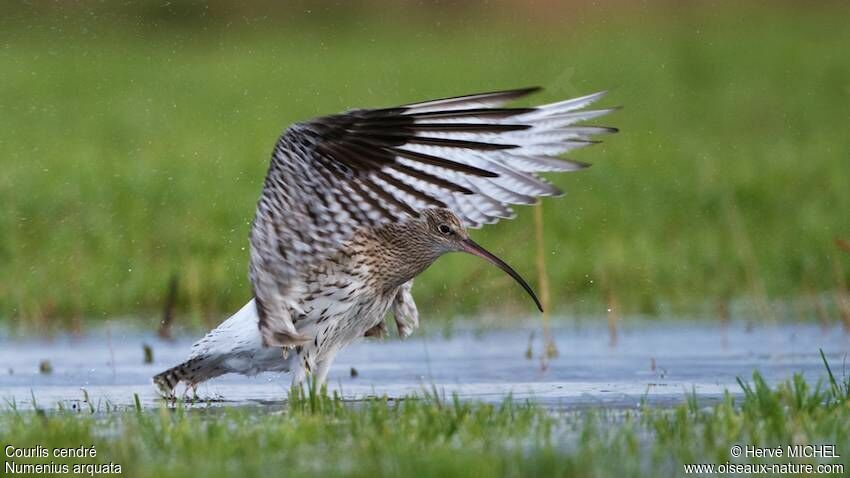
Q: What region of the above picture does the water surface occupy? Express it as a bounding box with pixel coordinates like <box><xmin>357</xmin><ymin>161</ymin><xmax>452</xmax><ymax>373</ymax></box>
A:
<box><xmin>1</xmin><ymin>320</ymin><xmax>848</xmax><ymax>411</ymax></box>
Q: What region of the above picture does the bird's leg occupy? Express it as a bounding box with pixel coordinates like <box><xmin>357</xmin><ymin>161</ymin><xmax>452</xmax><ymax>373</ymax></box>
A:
<box><xmin>311</xmin><ymin>345</ymin><xmax>343</xmax><ymax>388</ymax></box>
<box><xmin>290</xmin><ymin>363</ymin><xmax>307</xmax><ymax>390</ymax></box>
<box><xmin>290</xmin><ymin>348</ymin><xmax>319</xmax><ymax>391</ymax></box>
<box><xmin>313</xmin><ymin>358</ymin><xmax>333</xmax><ymax>387</ymax></box>
<box><xmin>290</xmin><ymin>350</ymin><xmax>337</xmax><ymax>391</ymax></box>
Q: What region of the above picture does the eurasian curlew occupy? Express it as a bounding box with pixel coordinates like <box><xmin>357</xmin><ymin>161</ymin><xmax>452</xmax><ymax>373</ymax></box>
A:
<box><xmin>154</xmin><ymin>87</ymin><xmax>616</xmax><ymax>396</ymax></box>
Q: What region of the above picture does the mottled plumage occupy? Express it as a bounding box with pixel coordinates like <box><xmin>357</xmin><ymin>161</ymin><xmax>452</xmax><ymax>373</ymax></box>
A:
<box><xmin>154</xmin><ymin>87</ymin><xmax>616</xmax><ymax>396</ymax></box>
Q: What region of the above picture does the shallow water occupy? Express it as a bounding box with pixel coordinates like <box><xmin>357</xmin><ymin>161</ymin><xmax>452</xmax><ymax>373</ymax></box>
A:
<box><xmin>1</xmin><ymin>320</ymin><xmax>848</xmax><ymax>411</ymax></box>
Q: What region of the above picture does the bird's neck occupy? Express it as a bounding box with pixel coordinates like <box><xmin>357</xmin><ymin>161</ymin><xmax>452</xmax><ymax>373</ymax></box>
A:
<box><xmin>356</xmin><ymin>221</ymin><xmax>442</xmax><ymax>292</ymax></box>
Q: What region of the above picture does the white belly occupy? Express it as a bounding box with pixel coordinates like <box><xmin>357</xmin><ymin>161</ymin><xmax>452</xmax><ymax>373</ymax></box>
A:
<box><xmin>293</xmin><ymin>283</ymin><xmax>397</xmax><ymax>363</ymax></box>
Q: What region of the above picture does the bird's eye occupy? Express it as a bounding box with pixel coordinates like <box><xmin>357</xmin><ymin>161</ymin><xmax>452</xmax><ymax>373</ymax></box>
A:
<box><xmin>438</xmin><ymin>224</ymin><xmax>452</xmax><ymax>235</ymax></box>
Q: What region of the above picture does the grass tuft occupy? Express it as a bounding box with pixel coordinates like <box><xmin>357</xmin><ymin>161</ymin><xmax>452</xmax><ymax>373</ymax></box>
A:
<box><xmin>2</xmin><ymin>364</ymin><xmax>850</xmax><ymax>477</ymax></box>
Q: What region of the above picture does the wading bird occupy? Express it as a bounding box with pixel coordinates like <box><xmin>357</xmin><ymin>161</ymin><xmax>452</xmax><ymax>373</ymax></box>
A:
<box><xmin>154</xmin><ymin>87</ymin><xmax>616</xmax><ymax>396</ymax></box>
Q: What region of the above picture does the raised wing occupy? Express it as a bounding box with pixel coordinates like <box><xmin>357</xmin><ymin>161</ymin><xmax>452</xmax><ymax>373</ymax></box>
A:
<box><xmin>250</xmin><ymin>87</ymin><xmax>616</xmax><ymax>346</ymax></box>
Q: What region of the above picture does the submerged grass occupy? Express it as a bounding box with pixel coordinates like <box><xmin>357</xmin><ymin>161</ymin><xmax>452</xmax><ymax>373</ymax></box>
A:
<box><xmin>2</xmin><ymin>361</ymin><xmax>850</xmax><ymax>477</ymax></box>
<box><xmin>1</xmin><ymin>3</ymin><xmax>850</xmax><ymax>326</ymax></box>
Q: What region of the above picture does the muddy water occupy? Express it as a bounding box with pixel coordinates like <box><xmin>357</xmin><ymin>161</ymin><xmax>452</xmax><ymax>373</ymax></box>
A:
<box><xmin>1</xmin><ymin>320</ymin><xmax>848</xmax><ymax>411</ymax></box>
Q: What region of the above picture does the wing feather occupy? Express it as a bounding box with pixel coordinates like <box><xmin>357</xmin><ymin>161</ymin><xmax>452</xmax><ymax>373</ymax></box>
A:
<box><xmin>251</xmin><ymin>87</ymin><xmax>616</xmax><ymax>345</ymax></box>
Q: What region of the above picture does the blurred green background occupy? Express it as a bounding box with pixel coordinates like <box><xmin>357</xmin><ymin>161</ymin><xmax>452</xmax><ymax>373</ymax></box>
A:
<box><xmin>1</xmin><ymin>1</ymin><xmax>848</xmax><ymax>329</ymax></box>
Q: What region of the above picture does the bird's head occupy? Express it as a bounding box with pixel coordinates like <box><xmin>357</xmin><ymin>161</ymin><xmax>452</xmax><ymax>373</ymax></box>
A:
<box><xmin>418</xmin><ymin>208</ymin><xmax>543</xmax><ymax>312</ymax></box>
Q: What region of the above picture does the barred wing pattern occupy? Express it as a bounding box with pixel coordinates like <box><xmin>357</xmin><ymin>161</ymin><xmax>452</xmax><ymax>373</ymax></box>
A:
<box><xmin>250</xmin><ymin>87</ymin><xmax>616</xmax><ymax>345</ymax></box>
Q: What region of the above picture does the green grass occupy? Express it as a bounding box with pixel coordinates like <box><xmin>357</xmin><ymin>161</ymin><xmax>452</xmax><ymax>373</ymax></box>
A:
<box><xmin>1</xmin><ymin>3</ymin><xmax>849</xmax><ymax>326</ymax></box>
<box><xmin>3</xmin><ymin>366</ymin><xmax>849</xmax><ymax>477</ymax></box>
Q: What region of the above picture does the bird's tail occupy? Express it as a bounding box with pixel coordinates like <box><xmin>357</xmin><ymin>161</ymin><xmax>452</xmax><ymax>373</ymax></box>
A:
<box><xmin>153</xmin><ymin>299</ymin><xmax>283</xmax><ymax>396</ymax></box>
<box><xmin>152</xmin><ymin>356</ymin><xmax>225</xmax><ymax>397</ymax></box>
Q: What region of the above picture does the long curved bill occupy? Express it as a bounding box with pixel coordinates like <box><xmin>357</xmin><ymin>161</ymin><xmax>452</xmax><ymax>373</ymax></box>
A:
<box><xmin>460</xmin><ymin>238</ymin><xmax>544</xmax><ymax>312</ymax></box>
